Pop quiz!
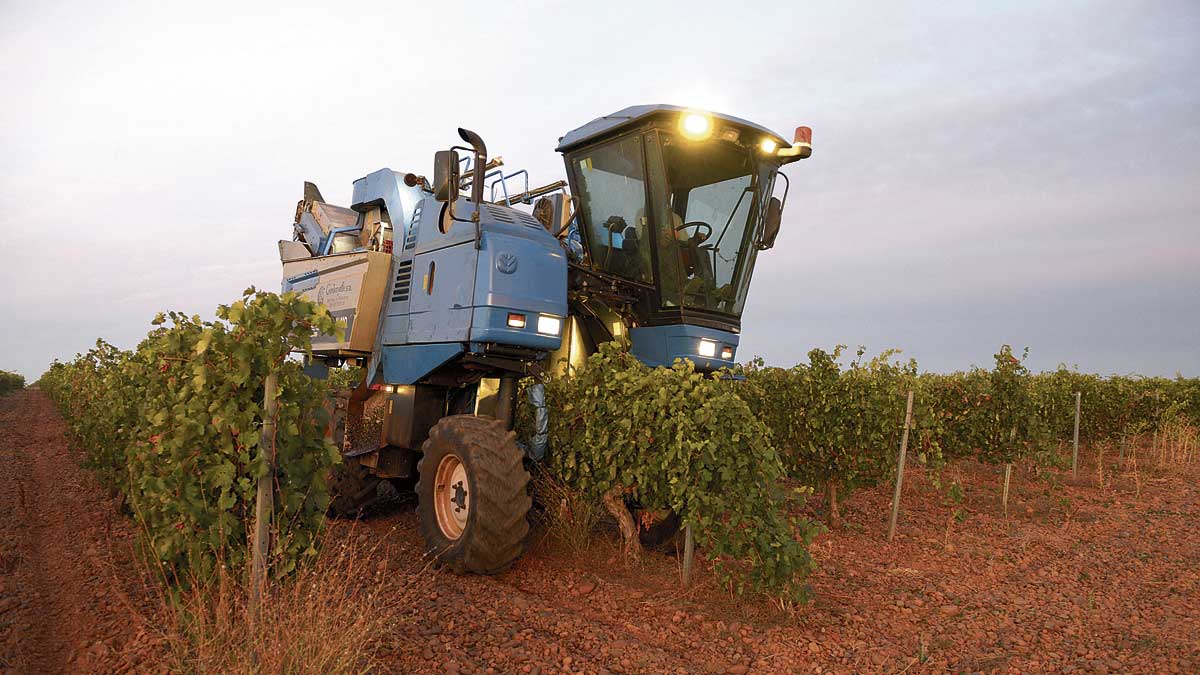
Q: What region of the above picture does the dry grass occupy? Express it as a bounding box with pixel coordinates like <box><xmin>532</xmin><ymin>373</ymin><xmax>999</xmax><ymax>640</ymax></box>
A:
<box><xmin>149</xmin><ymin>532</ymin><xmax>427</xmax><ymax>675</ymax></box>
<box><xmin>531</xmin><ymin>469</ymin><xmax>603</xmax><ymax>555</ymax></box>
<box><xmin>1152</xmin><ymin>420</ymin><xmax>1199</xmax><ymax>470</ymax></box>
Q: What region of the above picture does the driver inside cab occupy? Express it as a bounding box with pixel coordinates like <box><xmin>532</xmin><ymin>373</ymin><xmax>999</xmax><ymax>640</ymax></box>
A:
<box><xmin>655</xmin><ymin>201</ymin><xmax>718</xmax><ymax>307</ymax></box>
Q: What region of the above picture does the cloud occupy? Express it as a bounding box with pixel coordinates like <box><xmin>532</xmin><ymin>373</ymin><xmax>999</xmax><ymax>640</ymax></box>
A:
<box><xmin>1</xmin><ymin>0</ymin><xmax>1197</xmax><ymax>379</ymax></box>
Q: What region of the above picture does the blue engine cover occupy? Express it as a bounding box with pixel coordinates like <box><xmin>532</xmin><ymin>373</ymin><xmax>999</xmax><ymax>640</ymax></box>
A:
<box><xmin>352</xmin><ymin>171</ymin><xmax>566</xmax><ymax>384</ymax></box>
<box><xmin>468</xmin><ymin>214</ymin><xmax>568</xmax><ymax>351</ymax></box>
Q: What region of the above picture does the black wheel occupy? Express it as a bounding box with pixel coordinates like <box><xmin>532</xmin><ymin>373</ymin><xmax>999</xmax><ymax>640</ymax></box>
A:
<box><xmin>325</xmin><ymin>404</ymin><xmax>380</xmax><ymax>517</ymax></box>
<box><xmin>628</xmin><ymin>506</ymin><xmax>686</xmax><ymax>550</ymax></box>
<box><xmin>389</xmin><ymin>476</ymin><xmax>419</xmax><ymax>495</ymax></box>
<box><xmin>328</xmin><ymin>458</ymin><xmax>382</xmax><ymax>516</ymax></box>
<box><xmin>416</xmin><ymin>415</ymin><xmax>531</xmax><ymax>574</ymax></box>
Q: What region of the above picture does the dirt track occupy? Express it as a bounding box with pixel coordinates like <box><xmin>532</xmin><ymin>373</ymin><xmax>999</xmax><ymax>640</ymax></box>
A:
<box><xmin>2</xmin><ymin>388</ymin><xmax>1198</xmax><ymax>674</ymax></box>
<box><xmin>0</xmin><ymin>390</ymin><xmax>155</xmax><ymax>674</ymax></box>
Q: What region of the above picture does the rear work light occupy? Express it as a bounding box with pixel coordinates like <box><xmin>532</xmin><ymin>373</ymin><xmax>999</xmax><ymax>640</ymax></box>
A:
<box><xmin>507</xmin><ymin>313</ymin><xmax>526</xmax><ymax>329</ymax></box>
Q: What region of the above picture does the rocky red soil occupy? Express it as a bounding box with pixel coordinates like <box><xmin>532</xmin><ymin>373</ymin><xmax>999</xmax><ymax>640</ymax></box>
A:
<box><xmin>0</xmin><ymin>390</ymin><xmax>157</xmax><ymax>674</ymax></box>
<box><xmin>2</xmin><ymin>388</ymin><xmax>1197</xmax><ymax>674</ymax></box>
<box><xmin>357</xmin><ymin>454</ymin><xmax>1199</xmax><ymax>674</ymax></box>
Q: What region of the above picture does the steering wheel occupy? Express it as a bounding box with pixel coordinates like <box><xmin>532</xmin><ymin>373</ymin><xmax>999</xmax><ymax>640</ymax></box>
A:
<box><xmin>675</xmin><ymin>220</ymin><xmax>712</xmax><ymax>243</ymax></box>
<box><xmin>604</xmin><ymin>215</ymin><xmax>629</xmax><ymax>232</ymax></box>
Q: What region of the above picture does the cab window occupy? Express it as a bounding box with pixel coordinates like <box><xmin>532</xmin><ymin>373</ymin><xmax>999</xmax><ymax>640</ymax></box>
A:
<box><xmin>570</xmin><ymin>136</ymin><xmax>653</xmax><ymax>284</ymax></box>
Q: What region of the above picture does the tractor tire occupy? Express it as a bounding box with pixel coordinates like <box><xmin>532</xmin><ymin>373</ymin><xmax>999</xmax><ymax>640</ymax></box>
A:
<box><xmin>325</xmin><ymin>403</ymin><xmax>380</xmax><ymax>517</ymax></box>
<box><xmin>416</xmin><ymin>415</ymin><xmax>531</xmax><ymax>574</ymax></box>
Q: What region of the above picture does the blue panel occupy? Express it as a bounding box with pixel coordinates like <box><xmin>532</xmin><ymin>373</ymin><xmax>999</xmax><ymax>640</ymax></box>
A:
<box><xmin>473</xmin><ymin>225</ymin><xmax>568</xmax><ymax>318</ymax></box>
<box><xmin>629</xmin><ymin>324</ymin><xmax>740</xmax><ymax>370</ymax></box>
<box><xmin>470</xmin><ymin>306</ymin><xmax>563</xmax><ymax>350</ymax></box>
<box><xmin>380</xmin><ymin>314</ymin><xmax>408</xmax><ymax>345</ymax></box>
<box><xmin>302</xmin><ymin>359</ymin><xmax>330</xmax><ymax>380</ymax></box>
<box><xmin>350</xmin><ymin>169</ymin><xmax>425</xmax><ymax>247</ymax></box>
<box><xmin>381</xmin><ymin>343</ymin><xmax>464</xmax><ymax>385</ymax></box>
<box><xmin>407</xmin><ymin>243</ymin><xmax>477</xmax><ymax>343</ymax></box>
<box><xmin>375</xmin><ymin>194</ymin><xmax>568</xmax><ymax>356</ymax></box>
<box><xmin>412</xmin><ymin>196</ymin><xmax>483</xmax><ymax>254</ymax></box>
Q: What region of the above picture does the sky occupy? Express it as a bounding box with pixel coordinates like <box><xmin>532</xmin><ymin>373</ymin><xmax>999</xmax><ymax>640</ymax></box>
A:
<box><xmin>1</xmin><ymin>0</ymin><xmax>1197</xmax><ymax>381</ymax></box>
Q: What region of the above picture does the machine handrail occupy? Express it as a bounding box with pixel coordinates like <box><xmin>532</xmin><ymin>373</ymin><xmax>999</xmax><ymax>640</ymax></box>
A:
<box><xmin>488</xmin><ymin>169</ymin><xmax>530</xmax><ymax>205</ymax></box>
<box><xmin>320</xmin><ymin>225</ymin><xmax>361</xmax><ymax>255</ymax></box>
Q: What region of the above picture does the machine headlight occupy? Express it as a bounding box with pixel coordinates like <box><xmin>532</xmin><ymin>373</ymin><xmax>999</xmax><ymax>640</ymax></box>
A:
<box><xmin>698</xmin><ymin>339</ymin><xmax>717</xmax><ymax>358</ymax></box>
<box><xmin>537</xmin><ymin>315</ymin><xmax>562</xmax><ymax>336</ymax></box>
<box><xmin>759</xmin><ymin>138</ymin><xmax>778</xmax><ymax>154</ymax></box>
<box><xmin>680</xmin><ymin>112</ymin><xmax>713</xmax><ymax>140</ymax></box>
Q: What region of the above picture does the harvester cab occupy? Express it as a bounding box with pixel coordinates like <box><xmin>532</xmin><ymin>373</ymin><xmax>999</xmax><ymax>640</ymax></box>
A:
<box><xmin>279</xmin><ymin>104</ymin><xmax>810</xmax><ymax>574</ymax></box>
<box><xmin>549</xmin><ymin>105</ymin><xmax>811</xmax><ymax>373</ymax></box>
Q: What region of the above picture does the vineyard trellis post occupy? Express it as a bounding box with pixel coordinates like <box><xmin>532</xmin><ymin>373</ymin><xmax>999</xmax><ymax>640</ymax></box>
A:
<box><xmin>887</xmin><ymin>390</ymin><xmax>915</xmax><ymax>542</ymax></box>
<box><xmin>1151</xmin><ymin>390</ymin><xmax>1160</xmax><ymax>466</ymax></box>
<box><xmin>250</xmin><ymin>370</ymin><xmax>279</xmax><ymax>620</ymax></box>
<box><xmin>1002</xmin><ymin>425</ymin><xmax>1015</xmax><ymax>517</ymax></box>
<box><xmin>1072</xmin><ymin>392</ymin><xmax>1081</xmax><ymax>478</ymax></box>
<box><xmin>1002</xmin><ymin>464</ymin><xmax>1012</xmax><ymax>518</ymax></box>
<box><xmin>681</xmin><ymin>523</ymin><xmax>695</xmax><ymax>587</ymax></box>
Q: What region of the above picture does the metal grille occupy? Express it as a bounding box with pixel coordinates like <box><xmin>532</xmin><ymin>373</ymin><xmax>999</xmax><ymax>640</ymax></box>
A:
<box><xmin>483</xmin><ymin>204</ymin><xmax>544</xmax><ymax>229</ymax></box>
<box><xmin>404</xmin><ymin>203</ymin><xmax>422</xmax><ymax>250</ymax></box>
<box><xmin>392</xmin><ymin>259</ymin><xmax>413</xmax><ymax>302</ymax></box>
<box><xmin>484</xmin><ymin>205</ymin><xmax>514</xmax><ymax>223</ymax></box>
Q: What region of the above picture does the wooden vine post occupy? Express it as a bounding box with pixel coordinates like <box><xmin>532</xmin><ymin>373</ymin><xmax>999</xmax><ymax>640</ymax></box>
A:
<box><xmin>1002</xmin><ymin>425</ymin><xmax>1016</xmax><ymax>517</ymax></box>
<box><xmin>250</xmin><ymin>370</ymin><xmax>279</xmax><ymax>621</ymax></box>
<box><xmin>1151</xmin><ymin>390</ymin><xmax>1160</xmax><ymax>466</ymax></box>
<box><xmin>887</xmin><ymin>390</ymin><xmax>915</xmax><ymax>542</ymax></box>
<box><xmin>1072</xmin><ymin>392</ymin><xmax>1081</xmax><ymax>479</ymax></box>
<box><xmin>681</xmin><ymin>524</ymin><xmax>695</xmax><ymax>587</ymax></box>
<box><xmin>1001</xmin><ymin>464</ymin><xmax>1012</xmax><ymax>518</ymax></box>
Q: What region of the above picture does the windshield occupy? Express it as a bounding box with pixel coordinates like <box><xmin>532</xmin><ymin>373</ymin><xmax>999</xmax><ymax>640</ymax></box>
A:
<box><xmin>646</xmin><ymin>131</ymin><xmax>764</xmax><ymax>315</ymax></box>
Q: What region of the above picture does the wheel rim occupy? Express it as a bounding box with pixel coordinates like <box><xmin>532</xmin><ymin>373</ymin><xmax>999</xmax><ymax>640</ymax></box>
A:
<box><xmin>433</xmin><ymin>454</ymin><xmax>470</xmax><ymax>540</ymax></box>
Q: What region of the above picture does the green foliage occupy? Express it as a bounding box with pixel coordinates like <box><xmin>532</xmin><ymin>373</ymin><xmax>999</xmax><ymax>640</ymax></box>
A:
<box><xmin>738</xmin><ymin>347</ymin><xmax>943</xmax><ymax>506</ymax></box>
<box><xmin>542</xmin><ymin>340</ymin><xmax>818</xmax><ymax>602</ymax></box>
<box><xmin>39</xmin><ymin>289</ymin><xmax>342</xmax><ymax>580</ymax></box>
<box><xmin>326</xmin><ymin>365</ymin><xmax>365</xmax><ymax>392</ymax></box>
<box><xmin>739</xmin><ymin>343</ymin><xmax>1199</xmax><ymax>509</ymax></box>
<box><xmin>918</xmin><ymin>347</ymin><xmax>1060</xmax><ymax>465</ymax></box>
<box><xmin>1026</xmin><ymin>366</ymin><xmax>1198</xmax><ymax>446</ymax></box>
<box><xmin>0</xmin><ymin>369</ymin><xmax>24</xmax><ymax>396</ymax></box>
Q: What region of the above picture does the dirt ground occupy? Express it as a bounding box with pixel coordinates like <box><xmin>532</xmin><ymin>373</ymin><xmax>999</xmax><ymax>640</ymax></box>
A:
<box><xmin>1</xmin><ymin>388</ymin><xmax>1197</xmax><ymax>674</ymax></box>
<box><xmin>0</xmin><ymin>390</ymin><xmax>159</xmax><ymax>674</ymax></box>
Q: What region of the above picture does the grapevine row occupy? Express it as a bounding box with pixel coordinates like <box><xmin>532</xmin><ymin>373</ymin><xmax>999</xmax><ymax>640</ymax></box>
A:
<box><xmin>0</xmin><ymin>370</ymin><xmax>24</xmax><ymax>396</ymax></box>
<box><xmin>38</xmin><ymin>289</ymin><xmax>341</xmax><ymax>580</ymax></box>
<box><xmin>539</xmin><ymin>343</ymin><xmax>1198</xmax><ymax>600</ymax></box>
<box><xmin>737</xmin><ymin>345</ymin><xmax>1199</xmax><ymax>517</ymax></box>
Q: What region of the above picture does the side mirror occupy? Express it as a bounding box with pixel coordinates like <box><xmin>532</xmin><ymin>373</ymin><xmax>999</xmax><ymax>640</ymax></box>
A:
<box><xmin>761</xmin><ymin>196</ymin><xmax>783</xmax><ymax>249</ymax></box>
<box><xmin>433</xmin><ymin>150</ymin><xmax>460</xmax><ymax>202</ymax></box>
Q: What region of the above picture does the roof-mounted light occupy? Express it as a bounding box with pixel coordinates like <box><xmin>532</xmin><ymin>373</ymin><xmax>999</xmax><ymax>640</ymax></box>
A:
<box><xmin>680</xmin><ymin>112</ymin><xmax>713</xmax><ymax>140</ymax></box>
<box><xmin>759</xmin><ymin>138</ymin><xmax>779</xmax><ymax>154</ymax></box>
<box><xmin>775</xmin><ymin>125</ymin><xmax>813</xmax><ymax>161</ymax></box>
